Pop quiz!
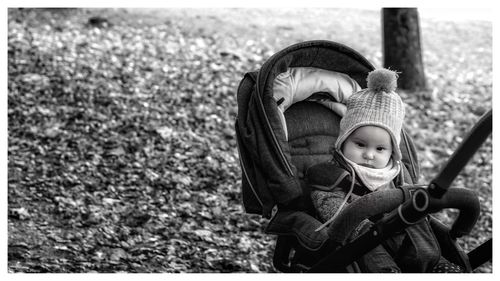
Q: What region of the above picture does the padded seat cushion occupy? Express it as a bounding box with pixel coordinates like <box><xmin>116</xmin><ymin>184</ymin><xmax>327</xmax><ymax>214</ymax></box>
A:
<box><xmin>285</xmin><ymin>101</ymin><xmax>341</xmax><ymax>179</ymax></box>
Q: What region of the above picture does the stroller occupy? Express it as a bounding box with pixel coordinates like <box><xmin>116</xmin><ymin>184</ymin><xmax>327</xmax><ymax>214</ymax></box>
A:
<box><xmin>235</xmin><ymin>40</ymin><xmax>492</xmax><ymax>272</ymax></box>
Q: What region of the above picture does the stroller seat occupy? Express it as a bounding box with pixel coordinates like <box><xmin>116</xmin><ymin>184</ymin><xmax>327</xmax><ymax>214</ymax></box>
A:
<box><xmin>235</xmin><ymin>40</ymin><xmax>488</xmax><ymax>273</ymax></box>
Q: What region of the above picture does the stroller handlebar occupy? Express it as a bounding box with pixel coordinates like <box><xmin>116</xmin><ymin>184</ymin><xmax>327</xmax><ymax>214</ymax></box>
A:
<box><xmin>329</xmin><ymin>187</ymin><xmax>480</xmax><ymax>244</ymax></box>
<box><xmin>387</xmin><ymin>187</ymin><xmax>480</xmax><ymax>239</ymax></box>
<box><xmin>327</xmin><ymin>188</ymin><xmax>405</xmax><ymax>243</ymax></box>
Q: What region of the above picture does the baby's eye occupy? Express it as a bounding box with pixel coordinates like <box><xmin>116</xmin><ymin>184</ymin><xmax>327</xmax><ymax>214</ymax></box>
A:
<box><xmin>376</xmin><ymin>147</ymin><xmax>386</xmax><ymax>151</ymax></box>
<box><xmin>355</xmin><ymin>142</ymin><xmax>365</xmax><ymax>147</ymax></box>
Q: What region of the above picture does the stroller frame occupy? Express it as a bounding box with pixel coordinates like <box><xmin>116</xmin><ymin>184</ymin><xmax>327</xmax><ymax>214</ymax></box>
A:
<box><xmin>235</xmin><ymin>40</ymin><xmax>492</xmax><ymax>272</ymax></box>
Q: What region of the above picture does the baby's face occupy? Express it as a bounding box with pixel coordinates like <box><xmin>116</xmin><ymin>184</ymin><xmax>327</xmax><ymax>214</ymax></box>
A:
<box><xmin>342</xmin><ymin>126</ymin><xmax>393</xmax><ymax>169</ymax></box>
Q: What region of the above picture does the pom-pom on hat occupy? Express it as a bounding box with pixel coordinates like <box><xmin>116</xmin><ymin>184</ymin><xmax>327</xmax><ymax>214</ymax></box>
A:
<box><xmin>335</xmin><ymin>68</ymin><xmax>405</xmax><ymax>161</ymax></box>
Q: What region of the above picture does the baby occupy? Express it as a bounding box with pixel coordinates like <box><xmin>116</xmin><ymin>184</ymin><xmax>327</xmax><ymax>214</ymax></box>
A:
<box><xmin>308</xmin><ymin>69</ymin><xmax>442</xmax><ymax>272</ymax></box>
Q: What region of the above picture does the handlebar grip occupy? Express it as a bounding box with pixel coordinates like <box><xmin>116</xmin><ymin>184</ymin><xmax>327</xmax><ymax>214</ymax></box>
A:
<box><xmin>427</xmin><ymin>187</ymin><xmax>480</xmax><ymax>238</ymax></box>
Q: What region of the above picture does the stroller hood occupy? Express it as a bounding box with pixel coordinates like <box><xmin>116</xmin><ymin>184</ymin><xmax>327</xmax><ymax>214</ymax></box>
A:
<box><xmin>235</xmin><ymin>40</ymin><xmax>375</xmax><ymax>217</ymax></box>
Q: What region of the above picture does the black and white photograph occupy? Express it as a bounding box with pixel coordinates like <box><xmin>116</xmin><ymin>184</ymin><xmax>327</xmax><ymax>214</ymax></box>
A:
<box><xmin>5</xmin><ymin>1</ymin><xmax>494</xmax><ymax>275</ymax></box>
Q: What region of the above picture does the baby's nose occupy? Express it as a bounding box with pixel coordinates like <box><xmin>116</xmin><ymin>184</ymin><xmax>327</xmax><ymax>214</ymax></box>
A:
<box><xmin>364</xmin><ymin>151</ymin><xmax>374</xmax><ymax>159</ymax></box>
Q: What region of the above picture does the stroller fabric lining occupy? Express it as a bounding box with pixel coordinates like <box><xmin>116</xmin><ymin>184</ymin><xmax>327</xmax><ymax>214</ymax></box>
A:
<box><xmin>284</xmin><ymin>103</ymin><xmax>340</xmax><ymax>179</ymax></box>
<box><xmin>273</xmin><ymin>67</ymin><xmax>361</xmax><ymax>140</ymax></box>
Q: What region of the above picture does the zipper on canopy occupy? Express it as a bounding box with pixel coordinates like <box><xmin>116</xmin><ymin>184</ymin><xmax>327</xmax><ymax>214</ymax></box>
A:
<box><xmin>254</xmin><ymin>85</ymin><xmax>294</xmax><ymax>177</ymax></box>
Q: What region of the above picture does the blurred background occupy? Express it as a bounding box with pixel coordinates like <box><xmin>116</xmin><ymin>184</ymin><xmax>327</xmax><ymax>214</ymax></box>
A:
<box><xmin>7</xmin><ymin>7</ymin><xmax>492</xmax><ymax>272</ymax></box>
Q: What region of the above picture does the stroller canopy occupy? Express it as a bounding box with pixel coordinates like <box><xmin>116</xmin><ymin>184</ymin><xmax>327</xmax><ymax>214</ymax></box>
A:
<box><xmin>236</xmin><ymin>40</ymin><xmax>377</xmax><ymax>217</ymax></box>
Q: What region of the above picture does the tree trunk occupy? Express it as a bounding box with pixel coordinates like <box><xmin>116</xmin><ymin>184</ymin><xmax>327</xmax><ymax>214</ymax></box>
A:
<box><xmin>382</xmin><ymin>8</ymin><xmax>427</xmax><ymax>91</ymax></box>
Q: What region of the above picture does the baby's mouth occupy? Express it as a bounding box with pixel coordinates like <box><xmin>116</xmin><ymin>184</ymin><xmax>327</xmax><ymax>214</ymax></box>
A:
<box><xmin>360</xmin><ymin>163</ymin><xmax>376</xmax><ymax>168</ymax></box>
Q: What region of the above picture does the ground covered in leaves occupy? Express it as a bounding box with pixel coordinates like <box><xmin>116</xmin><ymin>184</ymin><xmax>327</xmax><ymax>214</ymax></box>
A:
<box><xmin>8</xmin><ymin>8</ymin><xmax>492</xmax><ymax>273</ymax></box>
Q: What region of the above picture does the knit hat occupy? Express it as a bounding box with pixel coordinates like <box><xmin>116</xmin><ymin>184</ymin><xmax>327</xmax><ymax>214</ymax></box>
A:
<box><xmin>335</xmin><ymin>68</ymin><xmax>405</xmax><ymax>161</ymax></box>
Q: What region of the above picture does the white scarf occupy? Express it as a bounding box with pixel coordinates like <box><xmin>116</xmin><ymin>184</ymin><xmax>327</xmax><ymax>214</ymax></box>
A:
<box><xmin>343</xmin><ymin>157</ymin><xmax>401</xmax><ymax>191</ymax></box>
